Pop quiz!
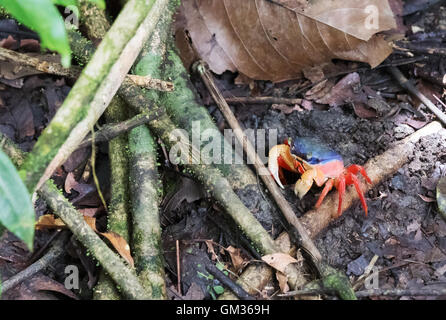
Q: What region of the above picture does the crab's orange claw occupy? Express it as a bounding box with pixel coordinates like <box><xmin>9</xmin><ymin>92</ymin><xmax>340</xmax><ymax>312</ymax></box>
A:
<box><xmin>346</xmin><ymin>164</ymin><xmax>372</xmax><ymax>184</ymax></box>
<box><xmin>348</xmin><ymin>173</ymin><xmax>368</xmax><ymax>217</ymax></box>
<box><xmin>315</xmin><ymin>178</ymin><xmax>334</xmax><ymax>208</ymax></box>
<box><xmin>294</xmin><ymin>168</ymin><xmax>317</xmax><ymax>199</ymax></box>
<box><xmin>268</xmin><ymin>144</ymin><xmax>297</xmax><ymax>188</ymax></box>
<box><xmin>336</xmin><ymin>176</ymin><xmax>346</xmax><ymax>217</ymax></box>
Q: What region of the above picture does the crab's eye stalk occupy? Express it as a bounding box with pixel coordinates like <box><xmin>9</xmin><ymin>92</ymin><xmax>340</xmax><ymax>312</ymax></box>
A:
<box><xmin>283</xmin><ymin>137</ymin><xmax>292</xmax><ymax>146</ymax></box>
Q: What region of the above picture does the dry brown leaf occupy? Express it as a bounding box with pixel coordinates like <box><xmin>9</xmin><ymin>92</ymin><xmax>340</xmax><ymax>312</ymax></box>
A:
<box><xmin>35</xmin><ymin>214</ymin><xmax>67</xmax><ymax>230</ymax></box>
<box><xmin>180</xmin><ymin>0</ymin><xmax>396</xmax><ymax>82</ymax></box>
<box><xmin>276</xmin><ymin>271</ymin><xmax>290</xmax><ymax>293</ymax></box>
<box><xmin>100</xmin><ymin>231</ymin><xmax>134</xmax><ymax>267</ymax></box>
<box><xmin>226</xmin><ymin>245</ymin><xmax>246</xmax><ymax>273</ymax></box>
<box><xmin>64</xmin><ymin>172</ymin><xmax>77</xmax><ymax>194</ymax></box>
<box><xmin>205</xmin><ymin>240</ymin><xmax>218</xmax><ymax>261</ymax></box>
<box><xmin>262</xmin><ymin>252</ymin><xmax>298</xmax><ymax>274</ymax></box>
<box><xmin>275</xmin><ymin>232</ymin><xmax>291</xmax><ymax>254</ymax></box>
<box><xmin>84</xmin><ymin>216</ymin><xmax>134</xmax><ymax>267</ymax></box>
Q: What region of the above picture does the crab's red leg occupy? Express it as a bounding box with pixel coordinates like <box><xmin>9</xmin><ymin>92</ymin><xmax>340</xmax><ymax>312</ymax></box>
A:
<box><xmin>315</xmin><ymin>178</ymin><xmax>334</xmax><ymax>209</ymax></box>
<box><xmin>335</xmin><ymin>175</ymin><xmax>346</xmax><ymax>217</ymax></box>
<box><xmin>348</xmin><ymin>173</ymin><xmax>368</xmax><ymax>217</ymax></box>
<box><xmin>346</xmin><ymin>164</ymin><xmax>372</xmax><ymax>184</ymax></box>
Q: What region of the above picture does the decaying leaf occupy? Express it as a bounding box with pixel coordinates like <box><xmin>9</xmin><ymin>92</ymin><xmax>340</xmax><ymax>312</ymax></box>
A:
<box><xmin>179</xmin><ymin>0</ymin><xmax>396</xmax><ymax>82</ymax></box>
<box><xmin>84</xmin><ymin>216</ymin><xmax>134</xmax><ymax>267</ymax></box>
<box><xmin>226</xmin><ymin>245</ymin><xmax>246</xmax><ymax>273</ymax></box>
<box><xmin>205</xmin><ymin>240</ymin><xmax>218</xmax><ymax>260</ymax></box>
<box><xmin>262</xmin><ymin>252</ymin><xmax>298</xmax><ymax>274</ymax></box>
<box><xmin>276</xmin><ymin>271</ymin><xmax>290</xmax><ymax>293</ymax></box>
<box><xmin>35</xmin><ymin>214</ymin><xmax>66</xmax><ymax>230</ymax></box>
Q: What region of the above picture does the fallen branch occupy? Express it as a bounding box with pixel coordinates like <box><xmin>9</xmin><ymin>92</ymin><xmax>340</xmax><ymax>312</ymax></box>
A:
<box><xmin>128</xmin><ymin>125</ymin><xmax>167</xmax><ymax>299</ymax></box>
<box><xmin>1</xmin><ymin>231</ymin><xmax>69</xmax><ymax>293</ymax></box>
<box><xmin>77</xmin><ymin>2</ymin><xmax>135</xmax><ymax>300</ymax></box>
<box><xmin>300</xmin><ymin>121</ymin><xmax>444</xmax><ymax>238</ymax></box>
<box><xmin>0</xmin><ymin>47</ymin><xmax>173</xmax><ymax>92</ymax></box>
<box><xmin>19</xmin><ymin>0</ymin><xmax>168</xmax><ymax>192</ymax></box>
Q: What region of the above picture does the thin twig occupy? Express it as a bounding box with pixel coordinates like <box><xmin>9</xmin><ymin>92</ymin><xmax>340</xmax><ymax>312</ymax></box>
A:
<box><xmin>176</xmin><ymin>239</ymin><xmax>182</xmax><ymax>296</ymax></box>
<box><xmin>388</xmin><ymin>66</ymin><xmax>446</xmax><ymax>126</ymax></box>
<box><xmin>90</xmin><ymin>127</ymin><xmax>108</xmax><ymax>211</ymax></box>
<box><xmin>0</xmin><ymin>47</ymin><xmax>174</xmax><ymax>91</ymax></box>
<box><xmin>225</xmin><ymin>96</ymin><xmax>302</xmax><ymax>105</ymax></box>
<box><xmin>77</xmin><ymin>112</ymin><xmax>157</xmax><ymax>149</ymax></box>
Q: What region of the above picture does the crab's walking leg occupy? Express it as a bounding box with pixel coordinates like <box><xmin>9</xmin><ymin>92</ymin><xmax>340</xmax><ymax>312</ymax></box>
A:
<box><xmin>315</xmin><ymin>178</ymin><xmax>334</xmax><ymax>209</ymax></box>
<box><xmin>347</xmin><ymin>173</ymin><xmax>369</xmax><ymax>216</ymax></box>
<box><xmin>347</xmin><ymin>164</ymin><xmax>372</xmax><ymax>184</ymax></box>
<box><xmin>335</xmin><ymin>176</ymin><xmax>346</xmax><ymax>217</ymax></box>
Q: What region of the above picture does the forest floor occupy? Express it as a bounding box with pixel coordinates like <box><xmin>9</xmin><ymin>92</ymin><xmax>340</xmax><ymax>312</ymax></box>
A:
<box><xmin>0</xmin><ymin>0</ymin><xmax>445</xmax><ymax>300</ymax></box>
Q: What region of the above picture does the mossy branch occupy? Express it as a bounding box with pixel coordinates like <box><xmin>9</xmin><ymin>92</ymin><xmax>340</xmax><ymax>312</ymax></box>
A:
<box><xmin>94</xmin><ymin>97</ymin><xmax>130</xmax><ymax>300</ymax></box>
<box><xmin>128</xmin><ymin>125</ymin><xmax>167</xmax><ymax>299</ymax></box>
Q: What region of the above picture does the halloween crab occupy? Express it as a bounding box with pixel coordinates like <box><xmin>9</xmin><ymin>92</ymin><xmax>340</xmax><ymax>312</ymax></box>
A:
<box><xmin>268</xmin><ymin>137</ymin><xmax>372</xmax><ymax>217</ymax></box>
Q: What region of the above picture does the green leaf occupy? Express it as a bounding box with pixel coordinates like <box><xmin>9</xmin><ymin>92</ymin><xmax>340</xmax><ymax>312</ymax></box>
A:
<box><xmin>0</xmin><ymin>0</ymin><xmax>71</xmax><ymax>67</ymax></box>
<box><xmin>0</xmin><ymin>149</ymin><xmax>35</xmax><ymax>250</ymax></box>
<box><xmin>213</xmin><ymin>285</ymin><xmax>224</xmax><ymax>295</ymax></box>
<box><xmin>52</xmin><ymin>0</ymin><xmax>77</xmax><ymax>6</ymax></box>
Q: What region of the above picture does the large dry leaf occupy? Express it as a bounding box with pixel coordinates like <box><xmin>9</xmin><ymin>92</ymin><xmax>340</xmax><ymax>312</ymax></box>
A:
<box><xmin>262</xmin><ymin>252</ymin><xmax>298</xmax><ymax>273</ymax></box>
<box><xmin>180</xmin><ymin>0</ymin><xmax>396</xmax><ymax>82</ymax></box>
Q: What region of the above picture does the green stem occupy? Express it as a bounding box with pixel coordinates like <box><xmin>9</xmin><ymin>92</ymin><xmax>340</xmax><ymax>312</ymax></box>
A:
<box><xmin>94</xmin><ymin>97</ymin><xmax>130</xmax><ymax>300</ymax></box>
<box><xmin>128</xmin><ymin>125</ymin><xmax>166</xmax><ymax>299</ymax></box>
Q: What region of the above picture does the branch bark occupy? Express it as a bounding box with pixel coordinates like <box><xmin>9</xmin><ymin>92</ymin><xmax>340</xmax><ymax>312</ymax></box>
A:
<box><xmin>0</xmin><ymin>47</ymin><xmax>174</xmax><ymax>91</ymax></box>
